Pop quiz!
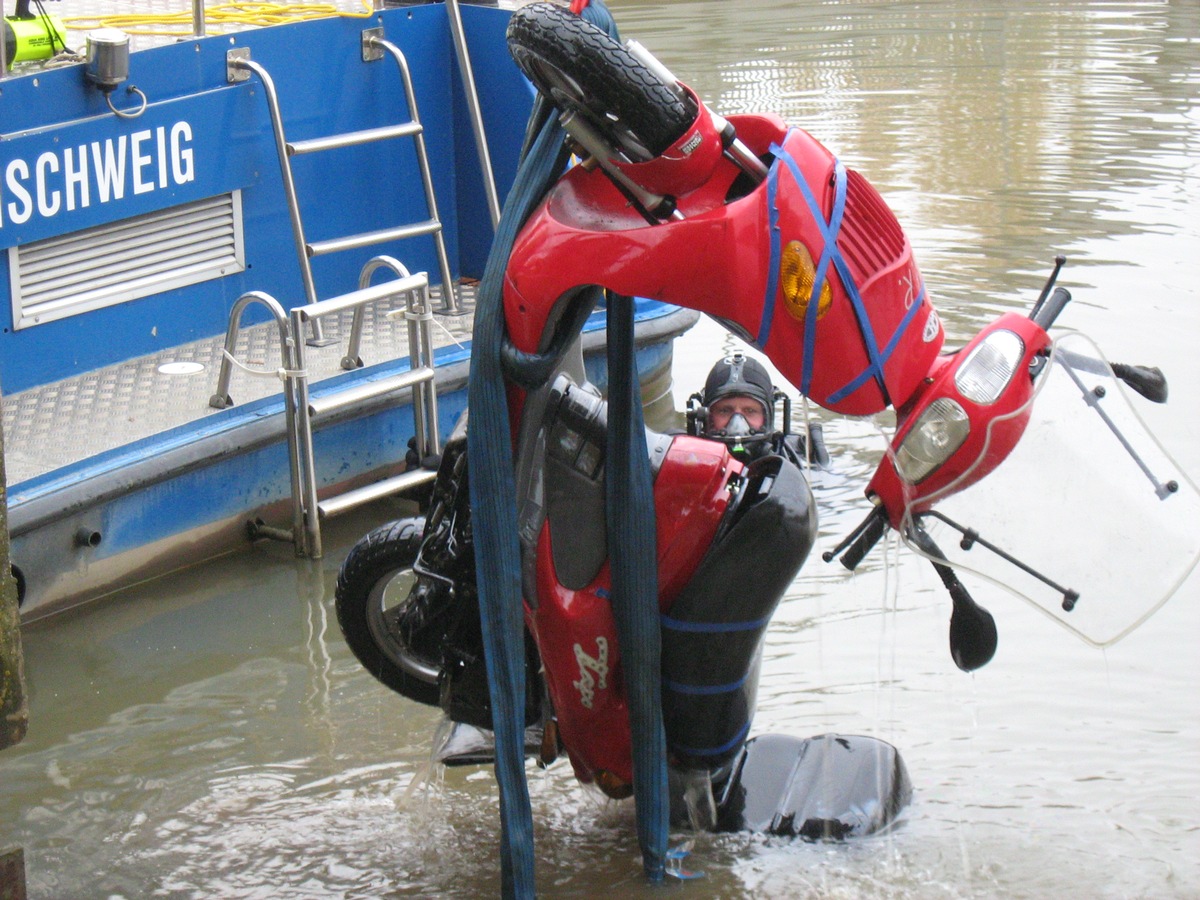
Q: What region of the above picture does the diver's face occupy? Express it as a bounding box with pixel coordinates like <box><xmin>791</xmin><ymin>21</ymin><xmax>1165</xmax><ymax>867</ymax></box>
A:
<box><xmin>708</xmin><ymin>395</ymin><xmax>766</xmax><ymax>432</ymax></box>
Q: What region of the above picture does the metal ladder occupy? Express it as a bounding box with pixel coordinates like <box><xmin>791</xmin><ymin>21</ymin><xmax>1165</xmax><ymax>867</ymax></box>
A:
<box><xmin>210</xmin><ymin>256</ymin><xmax>440</xmax><ymax>559</ymax></box>
<box><xmin>226</xmin><ymin>27</ymin><xmax>460</xmax><ymax>324</ymax></box>
<box><xmin>210</xmin><ymin>28</ymin><xmax>460</xmax><ymax>557</ymax></box>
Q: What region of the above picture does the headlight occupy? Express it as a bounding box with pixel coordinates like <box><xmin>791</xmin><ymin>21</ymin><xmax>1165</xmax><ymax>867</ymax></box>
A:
<box><xmin>955</xmin><ymin>329</ymin><xmax>1024</xmax><ymax>404</ymax></box>
<box><xmin>895</xmin><ymin>397</ymin><xmax>970</xmax><ymax>483</ymax></box>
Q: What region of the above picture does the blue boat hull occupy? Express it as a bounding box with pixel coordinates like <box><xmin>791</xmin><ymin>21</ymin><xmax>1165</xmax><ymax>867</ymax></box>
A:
<box><xmin>0</xmin><ymin>7</ymin><xmax>699</xmax><ymax>620</ymax></box>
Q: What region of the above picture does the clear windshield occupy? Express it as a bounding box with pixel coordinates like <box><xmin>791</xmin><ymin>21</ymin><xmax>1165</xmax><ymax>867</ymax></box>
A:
<box><xmin>898</xmin><ymin>331</ymin><xmax>1200</xmax><ymax>647</ymax></box>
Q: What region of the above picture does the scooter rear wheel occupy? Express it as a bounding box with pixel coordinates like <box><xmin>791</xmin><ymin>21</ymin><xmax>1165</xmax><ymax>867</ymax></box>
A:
<box><xmin>506</xmin><ymin>2</ymin><xmax>694</xmax><ymax>162</ymax></box>
<box><xmin>335</xmin><ymin>516</ymin><xmax>443</xmax><ymax>706</ymax></box>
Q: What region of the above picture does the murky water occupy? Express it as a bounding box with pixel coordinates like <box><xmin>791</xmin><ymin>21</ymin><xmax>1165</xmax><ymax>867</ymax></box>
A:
<box><xmin>3</xmin><ymin>1</ymin><xmax>1199</xmax><ymax>896</ymax></box>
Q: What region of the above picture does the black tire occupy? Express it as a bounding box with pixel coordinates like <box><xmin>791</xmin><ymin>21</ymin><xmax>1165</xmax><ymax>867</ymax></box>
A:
<box><xmin>507</xmin><ymin>2</ymin><xmax>695</xmax><ymax>161</ymax></box>
<box><xmin>335</xmin><ymin>516</ymin><xmax>443</xmax><ymax>706</ymax></box>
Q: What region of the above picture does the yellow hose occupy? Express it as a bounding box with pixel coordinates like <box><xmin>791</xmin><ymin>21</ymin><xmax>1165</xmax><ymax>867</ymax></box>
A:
<box><xmin>62</xmin><ymin>1</ymin><xmax>374</xmax><ymax>36</ymax></box>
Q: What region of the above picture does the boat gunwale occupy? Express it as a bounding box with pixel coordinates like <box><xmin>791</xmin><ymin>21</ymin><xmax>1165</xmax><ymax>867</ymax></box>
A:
<box><xmin>6</xmin><ymin>303</ymin><xmax>699</xmax><ymax>535</ymax></box>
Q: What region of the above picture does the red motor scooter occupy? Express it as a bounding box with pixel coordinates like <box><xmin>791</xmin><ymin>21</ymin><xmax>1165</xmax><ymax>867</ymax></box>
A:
<box><xmin>334</xmin><ymin>1</ymin><xmax>1196</xmax><ymax>889</ymax></box>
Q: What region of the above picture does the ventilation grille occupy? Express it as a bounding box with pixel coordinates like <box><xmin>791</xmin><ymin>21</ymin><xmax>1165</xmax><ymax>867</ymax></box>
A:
<box><xmin>9</xmin><ymin>192</ymin><xmax>245</xmax><ymax>330</ymax></box>
<box><xmin>836</xmin><ymin>169</ymin><xmax>907</xmax><ymax>284</ymax></box>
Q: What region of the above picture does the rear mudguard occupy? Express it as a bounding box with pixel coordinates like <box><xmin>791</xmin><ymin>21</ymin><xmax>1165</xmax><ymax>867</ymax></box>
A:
<box><xmin>504</xmin><ymin>116</ymin><xmax>942</xmax><ymax>416</ymax></box>
<box><xmin>661</xmin><ymin>454</ymin><xmax>817</xmax><ymax>770</ymax></box>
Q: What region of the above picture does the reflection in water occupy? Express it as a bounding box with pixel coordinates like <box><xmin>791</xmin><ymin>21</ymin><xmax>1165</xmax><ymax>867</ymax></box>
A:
<box><xmin>3</xmin><ymin>2</ymin><xmax>1199</xmax><ymax>897</ymax></box>
<box><xmin>619</xmin><ymin>0</ymin><xmax>1200</xmax><ymax>336</ymax></box>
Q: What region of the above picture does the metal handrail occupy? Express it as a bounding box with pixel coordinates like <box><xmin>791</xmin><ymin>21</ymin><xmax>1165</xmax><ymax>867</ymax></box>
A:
<box><xmin>207</xmin><ymin>291</ymin><xmax>306</xmax><ymax>545</ymax></box>
<box><xmin>208</xmin><ymin>290</ymin><xmax>293</xmax><ymax>411</ymax></box>
<box><xmin>367</xmin><ymin>33</ymin><xmax>460</xmax><ymax>313</ymax></box>
<box><xmin>227</xmin><ymin>53</ymin><xmax>330</xmax><ymax>346</ymax></box>
<box><xmin>229</xmin><ymin>36</ymin><xmax>460</xmax><ymax>319</ymax></box>
<box><xmin>446</xmin><ymin>0</ymin><xmax>501</xmax><ymax>229</ymax></box>
<box><xmin>344</xmin><ymin>255</ymin><xmax>419</xmax><ymax>368</ymax></box>
<box><xmin>286</xmin><ymin>263</ymin><xmax>436</xmax><ymax>558</ymax></box>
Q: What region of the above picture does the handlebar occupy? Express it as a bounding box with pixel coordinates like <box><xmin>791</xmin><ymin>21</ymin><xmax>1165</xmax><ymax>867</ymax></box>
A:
<box><xmin>1055</xmin><ymin>349</ymin><xmax>1169</xmax><ymax>404</ymax></box>
<box><xmin>1031</xmin><ymin>285</ymin><xmax>1072</xmax><ymax>331</ymax></box>
<box><xmin>822</xmin><ymin>505</ymin><xmax>888</xmax><ymax>571</ymax></box>
<box><xmin>824</xmin><ymin>507</ymin><xmax>999</xmax><ymax>670</ymax></box>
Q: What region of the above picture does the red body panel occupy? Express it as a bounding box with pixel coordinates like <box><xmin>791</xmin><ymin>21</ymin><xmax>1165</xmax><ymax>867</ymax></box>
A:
<box><xmin>504</xmin><ymin>113</ymin><xmax>943</xmax><ymax>416</ymax></box>
<box><xmin>527</xmin><ymin>436</ymin><xmax>741</xmax><ymax>788</ymax></box>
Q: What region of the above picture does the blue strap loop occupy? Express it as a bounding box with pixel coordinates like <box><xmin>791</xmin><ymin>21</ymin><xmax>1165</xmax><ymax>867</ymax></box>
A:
<box><xmin>663</xmin><ymin>673</ymin><xmax>749</xmax><ymax>696</ymax></box>
<box><xmin>668</xmin><ymin>720</ymin><xmax>752</xmax><ymax>758</ymax></box>
<box><xmin>660</xmin><ymin>613</ymin><xmax>772</xmax><ymax>633</ymax></box>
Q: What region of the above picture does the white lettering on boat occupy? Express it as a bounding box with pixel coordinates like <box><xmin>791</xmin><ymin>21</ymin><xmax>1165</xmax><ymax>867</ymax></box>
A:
<box><xmin>0</xmin><ymin>121</ymin><xmax>195</xmax><ymax>229</ymax></box>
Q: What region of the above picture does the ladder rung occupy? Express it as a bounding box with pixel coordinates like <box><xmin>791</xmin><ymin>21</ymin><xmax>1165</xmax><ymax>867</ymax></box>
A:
<box><xmin>295</xmin><ymin>271</ymin><xmax>427</xmax><ymax>322</ymax></box>
<box><xmin>308</xmin><ymin>219</ymin><xmax>441</xmax><ymax>257</ymax></box>
<box><xmin>288</xmin><ymin>121</ymin><xmax>422</xmax><ymax>156</ymax></box>
<box><xmin>318</xmin><ymin>468</ymin><xmax>438</xmax><ymax>519</ymax></box>
<box><xmin>308</xmin><ymin>366</ymin><xmax>435</xmax><ymax>419</ymax></box>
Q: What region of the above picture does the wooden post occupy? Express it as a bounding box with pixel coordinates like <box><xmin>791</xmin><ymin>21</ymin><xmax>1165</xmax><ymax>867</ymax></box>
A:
<box><xmin>1</xmin><ymin>388</ymin><xmax>29</xmax><ymax>900</ymax></box>
<box><xmin>0</xmin><ymin>402</ymin><xmax>27</xmax><ymax>752</ymax></box>
<box><xmin>0</xmin><ymin>848</ymin><xmax>26</xmax><ymax>900</ymax></box>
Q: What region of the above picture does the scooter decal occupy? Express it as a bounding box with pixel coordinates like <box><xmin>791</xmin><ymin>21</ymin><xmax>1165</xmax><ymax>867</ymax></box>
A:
<box><xmin>923</xmin><ymin>308</ymin><xmax>941</xmax><ymax>342</ymax></box>
<box><xmin>572</xmin><ymin>636</ymin><xmax>609</xmax><ymax>709</ymax></box>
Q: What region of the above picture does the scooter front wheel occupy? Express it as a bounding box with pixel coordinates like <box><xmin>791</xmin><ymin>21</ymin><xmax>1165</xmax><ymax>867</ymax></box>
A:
<box><xmin>506</xmin><ymin>2</ymin><xmax>694</xmax><ymax>162</ymax></box>
<box><xmin>335</xmin><ymin>516</ymin><xmax>444</xmax><ymax>707</ymax></box>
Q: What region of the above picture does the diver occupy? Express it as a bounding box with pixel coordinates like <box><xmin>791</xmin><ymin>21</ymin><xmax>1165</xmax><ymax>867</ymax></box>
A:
<box><xmin>687</xmin><ymin>351</ymin><xmax>830</xmax><ymax>468</ymax></box>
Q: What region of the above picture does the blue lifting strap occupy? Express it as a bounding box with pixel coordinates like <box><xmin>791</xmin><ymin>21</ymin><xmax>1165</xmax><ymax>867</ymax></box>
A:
<box><xmin>604</xmin><ymin>291</ymin><xmax>668</xmax><ymax>881</ymax></box>
<box><xmin>466</xmin><ymin>3</ymin><xmax>666</xmax><ymax>896</ymax></box>
<box><xmin>468</xmin><ymin>108</ymin><xmax>562</xmax><ymax>899</ymax></box>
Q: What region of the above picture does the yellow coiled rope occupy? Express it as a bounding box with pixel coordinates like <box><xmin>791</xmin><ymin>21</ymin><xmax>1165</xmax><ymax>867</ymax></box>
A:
<box><xmin>62</xmin><ymin>1</ymin><xmax>374</xmax><ymax>36</ymax></box>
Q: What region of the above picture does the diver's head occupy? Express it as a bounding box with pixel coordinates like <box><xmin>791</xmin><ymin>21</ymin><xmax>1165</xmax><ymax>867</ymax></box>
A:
<box><xmin>700</xmin><ymin>353</ymin><xmax>774</xmax><ymax>455</ymax></box>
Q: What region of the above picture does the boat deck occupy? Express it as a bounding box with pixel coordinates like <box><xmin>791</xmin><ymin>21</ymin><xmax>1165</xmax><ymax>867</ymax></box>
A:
<box><xmin>2</xmin><ymin>285</ymin><xmax>474</xmax><ymax>486</ymax></box>
<box><xmin>2</xmin><ymin>0</ymin><xmax>525</xmax><ymax>487</ymax></box>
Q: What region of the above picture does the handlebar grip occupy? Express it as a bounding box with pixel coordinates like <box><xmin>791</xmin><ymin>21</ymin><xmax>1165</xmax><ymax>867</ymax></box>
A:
<box><xmin>1031</xmin><ymin>286</ymin><xmax>1072</xmax><ymax>330</ymax></box>
<box><xmin>837</xmin><ymin>507</ymin><xmax>889</xmax><ymax>571</ymax></box>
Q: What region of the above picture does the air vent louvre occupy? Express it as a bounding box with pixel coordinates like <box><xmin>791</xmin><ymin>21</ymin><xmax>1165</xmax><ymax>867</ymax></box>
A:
<box><xmin>836</xmin><ymin>170</ymin><xmax>906</xmax><ymax>283</ymax></box>
<box><xmin>9</xmin><ymin>192</ymin><xmax>244</xmax><ymax>329</ymax></box>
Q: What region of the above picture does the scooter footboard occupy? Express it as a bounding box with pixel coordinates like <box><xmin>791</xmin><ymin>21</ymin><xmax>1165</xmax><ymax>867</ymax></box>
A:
<box><xmin>661</xmin><ymin>455</ymin><xmax>817</xmax><ymax>770</ymax></box>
